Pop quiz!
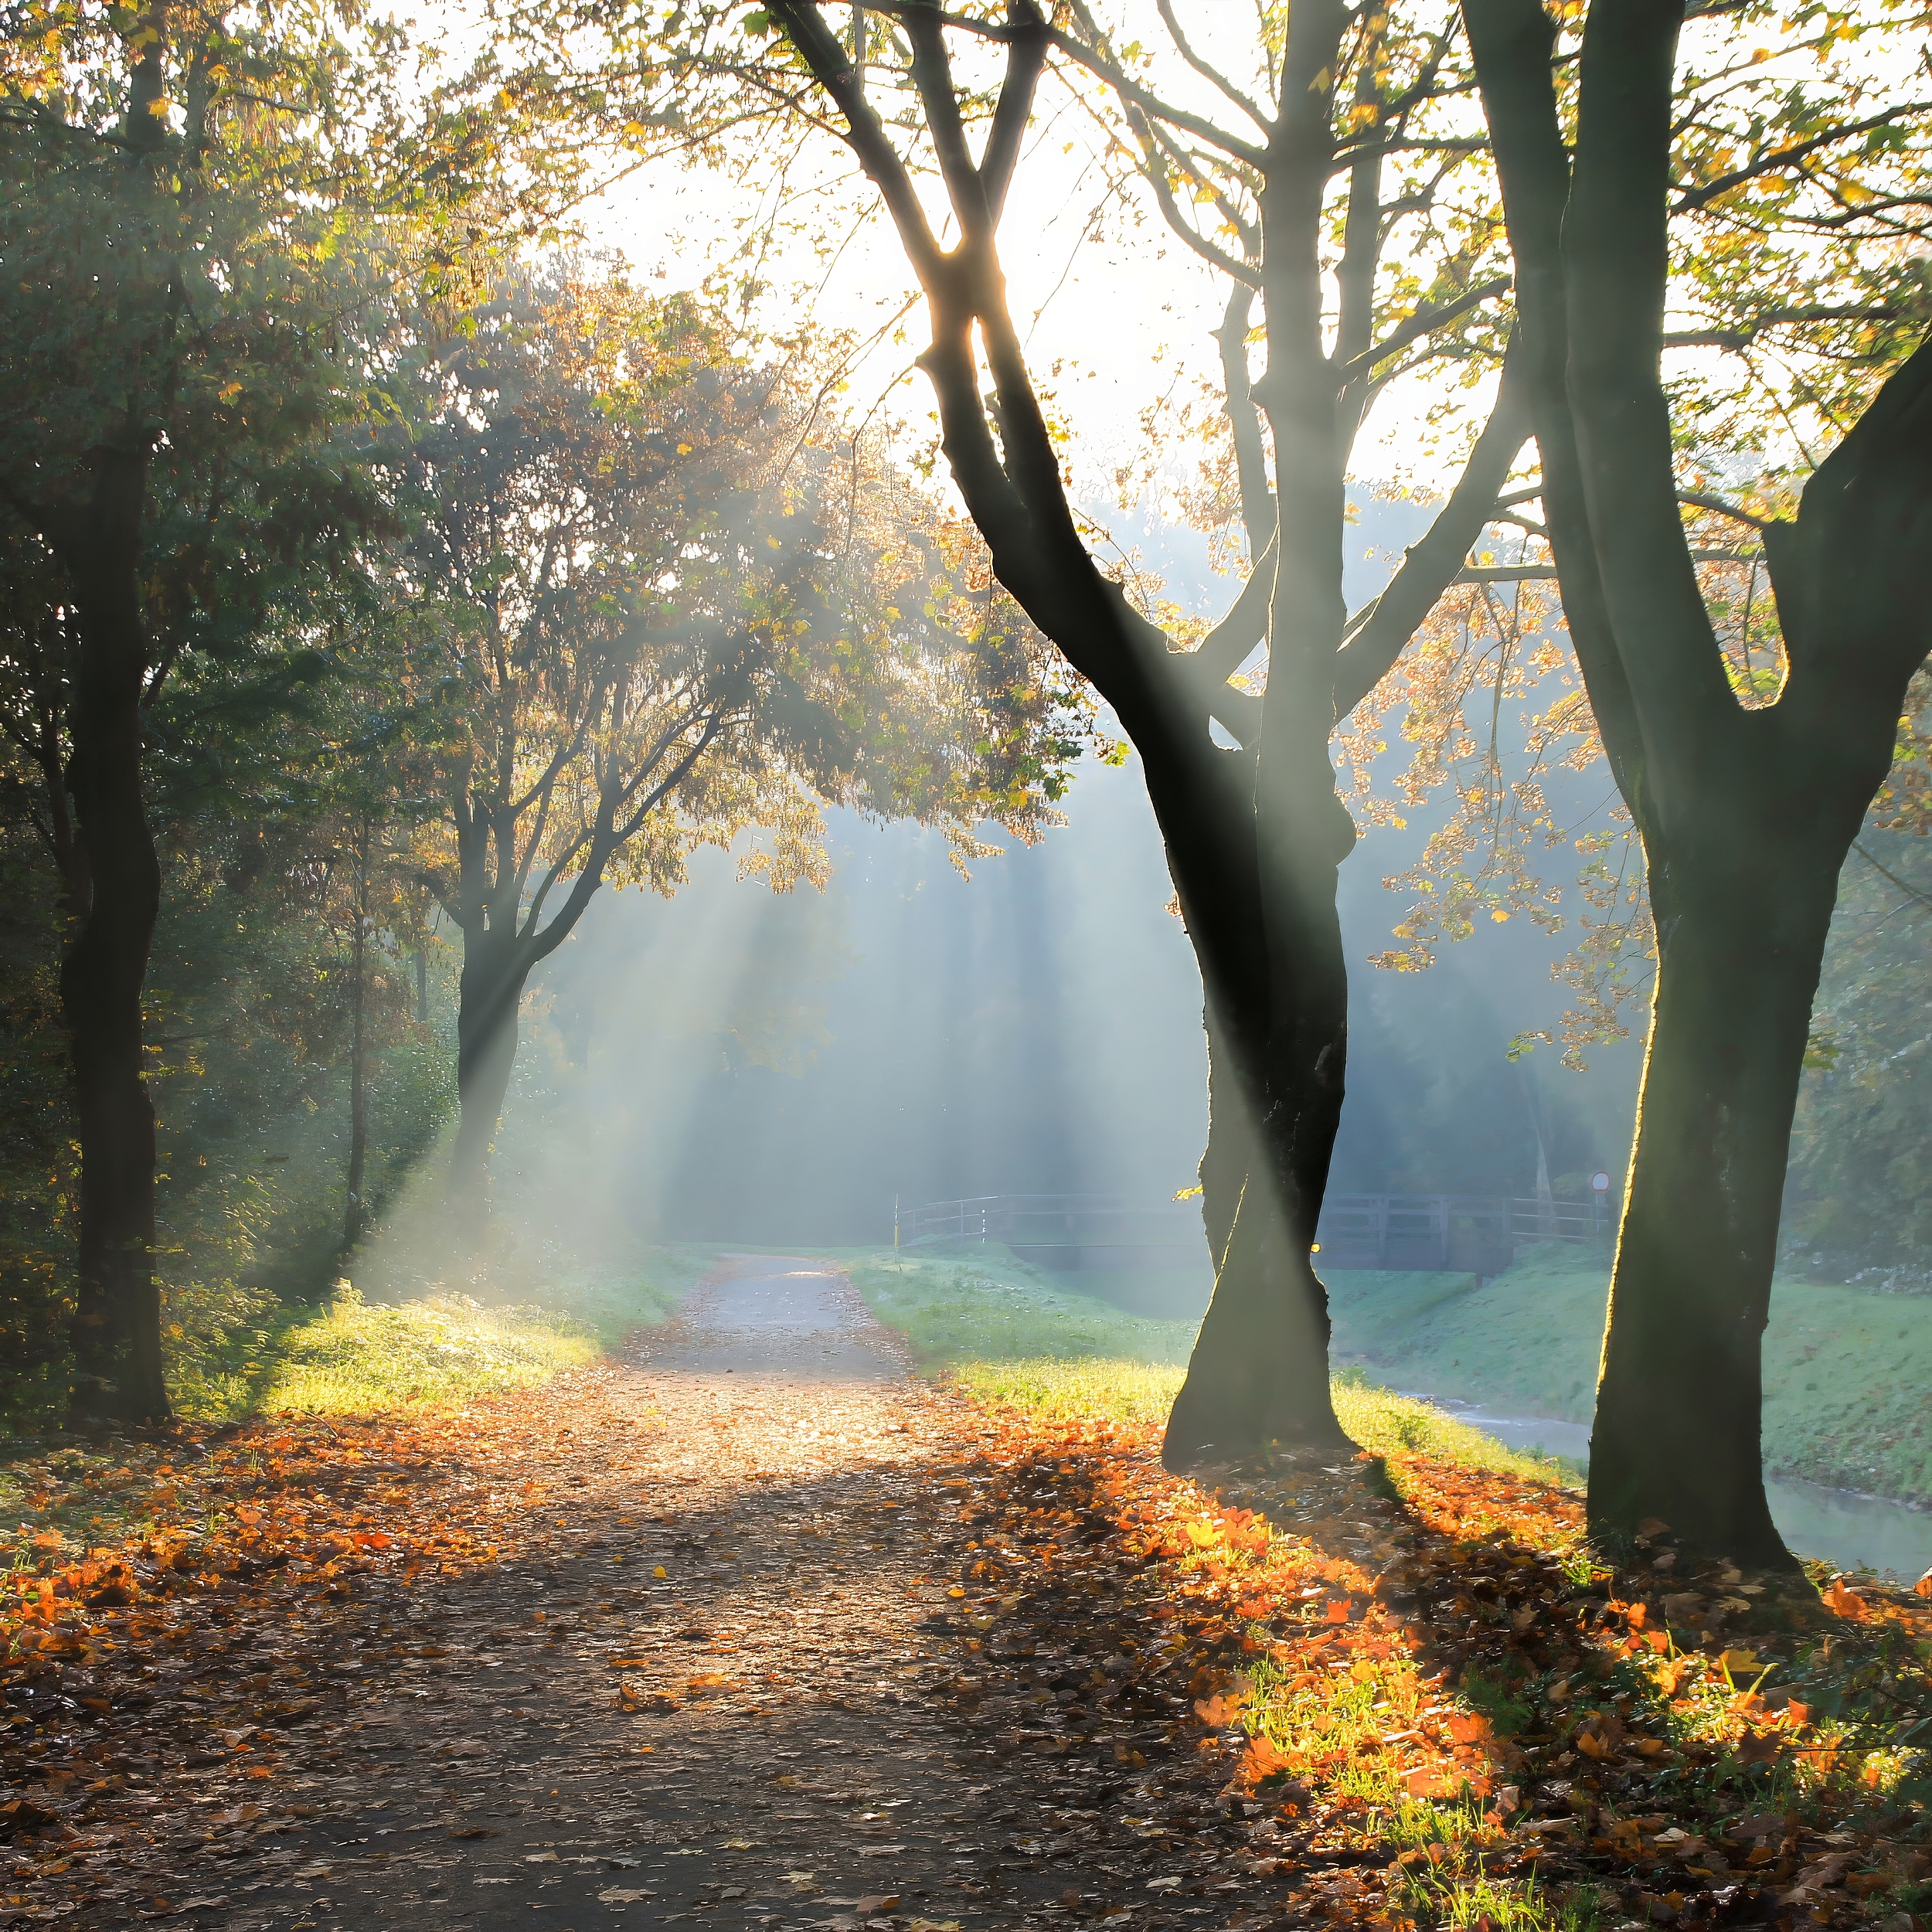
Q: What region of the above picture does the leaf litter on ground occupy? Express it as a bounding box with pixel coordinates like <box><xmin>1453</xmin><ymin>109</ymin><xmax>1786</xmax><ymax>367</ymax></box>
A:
<box><xmin>2</xmin><ymin>1277</ymin><xmax>1928</xmax><ymax>1932</ymax></box>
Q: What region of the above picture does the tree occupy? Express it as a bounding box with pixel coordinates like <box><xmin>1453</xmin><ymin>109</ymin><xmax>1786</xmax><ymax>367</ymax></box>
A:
<box><xmin>646</xmin><ymin>0</ymin><xmax>1532</xmax><ymax>1464</ymax></box>
<box><xmin>393</xmin><ymin>268</ymin><xmax>1087</xmax><ymax>1205</ymax></box>
<box><xmin>1464</xmin><ymin>0</ymin><xmax>1932</xmax><ymax>1563</ymax></box>
<box><xmin>0</xmin><ymin>0</ymin><xmax>517</xmax><ymax>1420</ymax></box>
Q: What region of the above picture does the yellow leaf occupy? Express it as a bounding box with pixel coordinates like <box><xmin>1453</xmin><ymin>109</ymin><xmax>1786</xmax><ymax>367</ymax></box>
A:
<box><xmin>652</xmin><ymin>1564</ymin><xmax>667</xmax><ymax>1578</ymax></box>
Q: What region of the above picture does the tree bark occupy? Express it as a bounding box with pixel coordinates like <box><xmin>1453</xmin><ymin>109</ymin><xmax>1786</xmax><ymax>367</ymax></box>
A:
<box><xmin>343</xmin><ymin>821</ymin><xmax>370</xmax><ymax>1253</ymax></box>
<box><xmin>450</xmin><ymin>923</ymin><xmax>529</xmax><ymax>1213</ymax></box>
<box><xmin>1590</xmin><ymin>818</ymin><xmax>1839</xmax><ymax>1565</ymax></box>
<box><xmin>52</xmin><ymin>453</ymin><xmax>168</xmax><ymax>1425</ymax></box>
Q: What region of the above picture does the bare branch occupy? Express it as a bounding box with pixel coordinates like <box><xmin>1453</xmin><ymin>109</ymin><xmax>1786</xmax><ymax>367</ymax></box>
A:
<box><xmin>1679</xmin><ymin>489</ymin><xmax>1769</xmax><ymax>531</ymax></box>
<box><xmin>1155</xmin><ymin>0</ymin><xmax>1272</xmax><ymax>133</ymax></box>
<box><xmin>1333</xmin><ymin>277</ymin><xmax>1511</xmax><ymax>386</ymax></box>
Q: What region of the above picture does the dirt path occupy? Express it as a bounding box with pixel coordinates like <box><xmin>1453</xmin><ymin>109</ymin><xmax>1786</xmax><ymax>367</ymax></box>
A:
<box><xmin>17</xmin><ymin>1260</ymin><xmax>1910</xmax><ymax>1932</ymax></box>
<box><xmin>46</xmin><ymin>1260</ymin><xmax>1239</xmax><ymax>1932</ymax></box>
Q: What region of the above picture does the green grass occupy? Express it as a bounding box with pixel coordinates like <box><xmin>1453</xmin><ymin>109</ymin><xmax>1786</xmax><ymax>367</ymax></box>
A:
<box><xmin>1324</xmin><ymin>1244</ymin><xmax>1932</xmax><ymax>1505</ymax></box>
<box><xmin>848</xmin><ymin>1244</ymin><xmax>1572</xmax><ymax>1484</ymax></box>
<box><xmin>843</xmin><ymin>1245</ymin><xmax>1196</xmax><ymax>1366</ymax></box>
<box><xmin>161</xmin><ymin>1242</ymin><xmax>712</xmax><ymax>1423</ymax></box>
<box><xmin>954</xmin><ymin>1355</ymin><xmax>1186</xmax><ymax>1423</ymax></box>
<box><xmin>246</xmin><ymin>1287</ymin><xmax>603</xmax><ymax>1414</ymax></box>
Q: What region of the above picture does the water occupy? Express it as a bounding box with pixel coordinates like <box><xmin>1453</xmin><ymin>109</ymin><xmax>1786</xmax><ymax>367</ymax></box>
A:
<box><xmin>1427</xmin><ymin>1396</ymin><xmax>1932</xmax><ymax>1583</ymax></box>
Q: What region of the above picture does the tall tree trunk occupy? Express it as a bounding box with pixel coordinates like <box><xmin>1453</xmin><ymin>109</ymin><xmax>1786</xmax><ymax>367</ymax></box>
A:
<box><xmin>450</xmin><ymin>924</ymin><xmax>529</xmax><ymax>1211</ymax></box>
<box><xmin>342</xmin><ymin>821</ymin><xmax>370</xmax><ymax>1253</ymax></box>
<box><xmin>1591</xmin><ymin>817</ymin><xmax>1842</xmax><ymax>1567</ymax></box>
<box><xmin>1469</xmin><ymin>0</ymin><xmax>1932</xmax><ymax>1563</ymax></box>
<box><xmin>55</xmin><ymin>459</ymin><xmax>167</xmax><ymax>1425</ymax></box>
<box><xmin>1162</xmin><ymin>843</ymin><xmax>1349</xmax><ymax>1467</ymax></box>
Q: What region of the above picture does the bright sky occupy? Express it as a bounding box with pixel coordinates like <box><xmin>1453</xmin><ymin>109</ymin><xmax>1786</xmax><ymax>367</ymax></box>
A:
<box><xmin>582</xmin><ymin>138</ymin><xmax>1233</xmax><ymax>495</ymax></box>
<box><xmin>572</xmin><ymin>49</ymin><xmax>1480</xmax><ymax>579</ymax></box>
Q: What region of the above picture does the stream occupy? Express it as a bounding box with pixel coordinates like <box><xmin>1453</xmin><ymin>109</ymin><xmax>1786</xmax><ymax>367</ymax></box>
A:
<box><xmin>1427</xmin><ymin>1397</ymin><xmax>1932</xmax><ymax>1583</ymax></box>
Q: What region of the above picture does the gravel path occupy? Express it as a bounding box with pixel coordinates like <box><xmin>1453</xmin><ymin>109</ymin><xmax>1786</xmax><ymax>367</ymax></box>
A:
<box><xmin>132</xmin><ymin>1258</ymin><xmax>1242</xmax><ymax>1932</ymax></box>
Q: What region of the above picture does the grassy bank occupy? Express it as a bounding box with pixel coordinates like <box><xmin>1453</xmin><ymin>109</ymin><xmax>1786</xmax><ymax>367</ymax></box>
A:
<box><xmin>173</xmin><ymin>1242</ymin><xmax>714</xmax><ymax>1422</ymax></box>
<box><xmin>1322</xmin><ymin>1247</ymin><xmax>1932</xmax><ymax>1507</ymax></box>
<box><xmin>845</xmin><ymin>1243</ymin><xmax>1575</xmax><ymax>1485</ymax></box>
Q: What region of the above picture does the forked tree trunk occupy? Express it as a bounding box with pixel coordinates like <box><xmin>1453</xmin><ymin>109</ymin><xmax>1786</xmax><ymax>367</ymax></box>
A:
<box><xmin>764</xmin><ymin>0</ymin><xmax>1522</xmax><ymax>1478</ymax></box>
<box><xmin>56</xmin><ymin>468</ymin><xmax>168</xmax><ymax>1425</ymax></box>
<box><xmin>1467</xmin><ymin>0</ymin><xmax>1932</xmax><ymax>1564</ymax></box>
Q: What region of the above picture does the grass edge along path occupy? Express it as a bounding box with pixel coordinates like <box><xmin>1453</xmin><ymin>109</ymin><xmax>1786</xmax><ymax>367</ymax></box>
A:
<box><xmin>846</xmin><ymin>1243</ymin><xmax>1580</xmax><ymax>1483</ymax></box>
<box><xmin>3</xmin><ymin>1252</ymin><xmax>1929</xmax><ymax>1932</ymax></box>
<box><xmin>935</xmin><ymin>1389</ymin><xmax>1932</xmax><ymax>1932</ymax></box>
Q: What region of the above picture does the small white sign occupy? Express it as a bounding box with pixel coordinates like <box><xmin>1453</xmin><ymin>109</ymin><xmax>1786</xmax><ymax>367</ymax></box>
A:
<box><xmin>1590</xmin><ymin>1170</ymin><xmax>1612</xmax><ymax>1194</ymax></box>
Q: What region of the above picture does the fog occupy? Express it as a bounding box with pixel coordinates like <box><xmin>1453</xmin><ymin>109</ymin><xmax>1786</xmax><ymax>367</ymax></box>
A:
<box><xmin>433</xmin><ymin>499</ymin><xmax>1646</xmax><ymax>1271</ymax></box>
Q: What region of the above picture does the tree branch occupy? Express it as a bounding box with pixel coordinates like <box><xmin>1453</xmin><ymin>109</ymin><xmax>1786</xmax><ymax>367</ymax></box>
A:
<box><xmin>979</xmin><ymin>2</ymin><xmax>1048</xmax><ymax>227</ymax></box>
<box><xmin>1463</xmin><ymin>0</ymin><xmax>1655</xmax><ymax>842</ymax></box>
<box><xmin>1332</xmin><ymin>277</ymin><xmax>1511</xmax><ymax>387</ymax></box>
<box><xmin>769</xmin><ymin>2</ymin><xmax>947</xmax><ymax>284</ymax></box>
<box><xmin>1563</xmin><ymin>0</ymin><xmax>1741</xmax><ymax>810</ymax></box>
<box><xmin>1333</xmin><ymin>339</ymin><xmax>1534</xmax><ymax>716</ymax></box>
<box><xmin>1155</xmin><ymin>0</ymin><xmax>1272</xmax><ymax>133</ymax></box>
<box><xmin>1672</xmin><ymin>101</ymin><xmax>1932</xmax><ymax>214</ymax></box>
<box><xmin>1215</xmin><ymin>283</ymin><xmax>1274</xmax><ymax>557</ymax></box>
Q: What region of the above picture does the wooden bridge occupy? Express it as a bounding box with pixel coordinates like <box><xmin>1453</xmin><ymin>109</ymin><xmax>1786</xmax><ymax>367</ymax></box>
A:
<box><xmin>903</xmin><ymin>1190</ymin><xmax>1611</xmax><ymax>1274</ymax></box>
